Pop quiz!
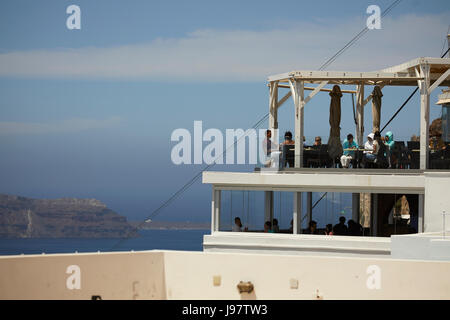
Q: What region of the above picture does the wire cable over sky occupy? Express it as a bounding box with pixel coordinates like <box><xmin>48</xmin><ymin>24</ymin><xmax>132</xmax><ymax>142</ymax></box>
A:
<box><xmin>380</xmin><ymin>46</ymin><xmax>450</xmax><ymax>133</ymax></box>
<box><xmin>318</xmin><ymin>0</ymin><xmax>402</xmax><ymax>71</ymax></box>
<box><xmin>111</xmin><ymin>113</ymin><xmax>269</xmax><ymax>249</ymax></box>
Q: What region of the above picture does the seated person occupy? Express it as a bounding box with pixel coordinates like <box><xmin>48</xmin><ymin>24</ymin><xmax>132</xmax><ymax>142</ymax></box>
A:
<box><xmin>272</xmin><ymin>219</ymin><xmax>280</xmax><ymax>233</ymax></box>
<box><xmin>385</xmin><ymin>131</ymin><xmax>395</xmax><ymax>150</ymax></box>
<box><xmin>340</xmin><ymin>133</ymin><xmax>358</xmax><ymax>168</ymax></box>
<box><xmin>347</xmin><ymin>219</ymin><xmax>363</xmax><ymax>236</ymax></box>
<box><xmin>262</xmin><ymin>129</ymin><xmax>280</xmax><ymax>168</ymax></box>
<box><xmin>373</xmin><ymin>131</ymin><xmax>389</xmax><ymax>168</ymax></box>
<box><xmin>313</xmin><ymin>136</ymin><xmax>322</xmax><ymax>148</ymax></box>
<box><xmin>384</xmin><ymin>131</ymin><xmax>395</xmax><ymax>167</ymax></box>
<box><xmin>232</xmin><ymin>217</ymin><xmax>243</xmax><ymax>232</ymax></box>
<box><xmin>281</xmin><ymin>131</ymin><xmax>295</xmax><ymax>146</ymax></box>
<box><xmin>264</xmin><ymin>221</ymin><xmax>274</xmax><ymax>233</ymax></box>
<box><xmin>363</xmin><ymin>133</ymin><xmax>376</xmax><ymax>165</ymax></box>
<box><xmin>281</xmin><ymin>131</ymin><xmax>295</xmax><ymax>167</ymax></box>
<box><xmin>304</xmin><ymin>220</ymin><xmax>318</xmax><ymax>234</ymax></box>
<box><xmin>385</xmin><ymin>131</ymin><xmax>396</xmax><ymax>167</ymax></box>
<box><xmin>324</xmin><ymin>224</ymin><xmax>333</xmax><ymax>235</ymax></box>
<box><xmin>333</xmin><ymin>216</ymin><xmax>348</xmax><ymax>235</ymax></box>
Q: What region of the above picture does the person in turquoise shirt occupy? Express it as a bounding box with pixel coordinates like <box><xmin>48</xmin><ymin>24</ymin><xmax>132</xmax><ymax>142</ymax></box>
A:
<box><xmin>385</xmin><ymin>131</ymin><xmax>395</xmax><ymax>150</ymax></box>
<box><xmin>340</xmin><ymin>133</ymin><xmax>359</xmax><ymax>168</ymax></box>
<box><xmin>384</xmin><ymin>131</ymin><xmax>395</xmax><ymax>168</ymax></box>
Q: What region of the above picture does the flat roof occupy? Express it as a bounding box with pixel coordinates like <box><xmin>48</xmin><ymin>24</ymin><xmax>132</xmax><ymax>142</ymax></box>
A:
<box><xmin>202</xmin><ymin>170</ymin><xmax>426</xmax><ymax>194</ymax></box>
<box><xmin>267</xmin><ymin>57</ymin><xmax>450</xmax><ymax>87</ymax></box>
<box><xmin>437</xmin><ymin>89</ymin><xmax>450</xmax><ymax>105</ymax></box>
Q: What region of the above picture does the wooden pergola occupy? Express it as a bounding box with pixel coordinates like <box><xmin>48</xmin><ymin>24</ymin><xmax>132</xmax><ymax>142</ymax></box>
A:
<box><xmin>265</xmin><ymin>57</ymin><xmax>450</xmax><ymax>234</ymax></box>
<box><xmin>267</xmin><ymin>57</ymin><xmax>450</xmax><ymax>170</ymax></box>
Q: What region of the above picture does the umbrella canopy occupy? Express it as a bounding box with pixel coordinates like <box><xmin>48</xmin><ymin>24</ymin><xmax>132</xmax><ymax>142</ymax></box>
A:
<box><xmin>327</xmin><ymin>85</ymin><xmax>343</xmax><ymax>160</ymax></box>
<box><xmin>372</xmin><ymin>85</ymin><xmax>383</xmax><ymax>132</ymax></box>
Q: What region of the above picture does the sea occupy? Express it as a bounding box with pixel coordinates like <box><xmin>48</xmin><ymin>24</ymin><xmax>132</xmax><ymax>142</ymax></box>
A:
<box><xmin>0</xmin><ymin>229</ymin><xmax>210</xmax><ymax>256</ymax></box>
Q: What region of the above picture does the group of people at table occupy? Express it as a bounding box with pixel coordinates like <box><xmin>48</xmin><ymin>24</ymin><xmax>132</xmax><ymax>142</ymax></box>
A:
<box><xmin>264</xmin><ymin>129</ymin><xmax>395</xmax><ymax>168</ymax></box>
<box><xmin>232</xmin><ymin>216</ymin><xmax>363</xmax><ymax>236</ymax></box>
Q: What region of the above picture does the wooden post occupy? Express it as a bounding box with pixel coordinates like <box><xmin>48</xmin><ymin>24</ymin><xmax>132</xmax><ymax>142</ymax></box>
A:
<box><xmin>289</xmin><ymin>79</ymin><xmax>304</xmax><ymax>168</ymax></box>
<box><xmin>418</xmin><ymin>64</ymin><xmax>430</xmax><ymax>170</ymax></box>
<box><xmin>290</xmin><ymin>80</ymin><xmax>304</xmax><ymax>234</ymax></box>
<box><xmin>356</xmin><ymin>83</ymin><xmax>365</xmax><ymax>147</ymax></box>
<box><xmin>265</xmin><ymin>82</ymin><xmax>278</xmax><ymax>228</ymax></box>
<box><xmin>355</xmin><ymin>84</ymin><xmax>365</xmax><ymax>228</ymax></box>
<box><xmin>360</xmin><ymin>193</ymin><xmax>371</xmax><ymax>230</ymax></box>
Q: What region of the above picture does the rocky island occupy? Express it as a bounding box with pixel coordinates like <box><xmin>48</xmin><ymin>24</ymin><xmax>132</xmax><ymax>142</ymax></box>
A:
<box><xmin>0</xmin><ymin>194</ymin><xmax>138</xmax><ymax>238</ymax></box>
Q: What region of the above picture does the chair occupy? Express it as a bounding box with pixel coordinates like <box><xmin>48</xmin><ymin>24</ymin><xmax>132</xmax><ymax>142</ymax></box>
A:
<box><xmin>407</xmin><ymin>141</ymin><xmax>420</xmax><ymax>169</ymax></box>
<box><xmin>306</xmin><ymin>148</ymin><xmax>321</xmax><ymax>168</ymax></box>
<box><xmin>320</xmin><ymin>144</ymin><xmax>334</xmax><ymax>168</ymax></box>
<box><xmin>407</xmin><ymin>141</ymin><xmax>420</xmax><ymax>150</ymax></box>
<box><xmin>391</xmin><ymin>141</ymin><xmax>408</xmax><ymax>169</ymax></box>
<box><xmin>374</xmin><ymin>153</ymin><xmax>389</xmax><ymax>169</ymax></box>
<box><xmin>349</xmin><ymin>149</ymin><xmax>364</xmax><ymax>168</ymax></box>
<box><xmin>333</xmin><ymin>156</ymin><xmax>342</xmax><ymax>168</ymax></box>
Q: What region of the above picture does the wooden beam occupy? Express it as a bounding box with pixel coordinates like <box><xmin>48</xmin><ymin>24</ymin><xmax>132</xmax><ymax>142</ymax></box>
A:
<box><xmin>362</xmin><ymin>84</ymin><xmax>386</xmax><ymax>108</ymax></box>
<box><xmin>428</xmin><ymin>68</ymin><xmax>450</xmax><ymax>95</ymax></box>
<box><xmin>268</xmin><ymin>70</ymin><xmax>424</xmax><ymax>82</ymax></box>
<box><xmin>277</xmin><ymin>91</ymin><xmax>291</xmax><ymax>108</ymax></box>
<box><xmin>275</xmin><ymin>84</ymin><xmax>357</xmax><ymax>94</ymax></box>
<box><xmin>356</xmin><ymin>83</ymin><xmax>365</xmax><ymax>146</ymax></box>
<box><xmin>275</xmin><ymin>82</ymin><xmax>353</xmax><ymax>110</ymax></box>
<box><xmin>304</xmin><ymin>81</ymin><xmax>328</xmax><ymax>105</ymax></box>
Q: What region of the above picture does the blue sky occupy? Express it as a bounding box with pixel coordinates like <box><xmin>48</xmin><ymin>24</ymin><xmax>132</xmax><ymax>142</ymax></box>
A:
<box><xmin>0</xmin><ymin>0</ymin><xmax>449</xmax><ymax>222</ymax></box>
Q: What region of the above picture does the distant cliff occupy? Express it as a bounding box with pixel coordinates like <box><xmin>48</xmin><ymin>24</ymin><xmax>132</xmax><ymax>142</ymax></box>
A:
<box><xmin>0</xmin><ymin>194</ymin><xmax>138</xmax><ymax>238</ymax></box>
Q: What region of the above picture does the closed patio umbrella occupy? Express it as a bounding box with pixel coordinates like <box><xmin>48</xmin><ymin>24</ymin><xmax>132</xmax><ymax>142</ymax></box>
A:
<box><xmin>327</xmin><ymin>85</ymin><xmax>343</xmax><ymax>161</ymax></box>
<box><xmin>372</xmin><ymin>85</ymin><xmax>383</xmax><ymax>132</ymax></box>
